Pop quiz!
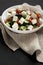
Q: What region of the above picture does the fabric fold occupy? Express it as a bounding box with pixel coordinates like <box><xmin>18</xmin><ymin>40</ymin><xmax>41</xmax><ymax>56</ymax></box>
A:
<box><xmin>0</xmin><ymin>23</ymin><xmax>43</xmax><ymax>63</ymax></box>
<box><xmin>0</xmin><ymin>23</ymin><xmax>19</xmax><ymax>51</ymax></box>
<box><xmin>36</xmin><ymin>28</ymin><xmax>43</xmax><ymax>62</ymax></box>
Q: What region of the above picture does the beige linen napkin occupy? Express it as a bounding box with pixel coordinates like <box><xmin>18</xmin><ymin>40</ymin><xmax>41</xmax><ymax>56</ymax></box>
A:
<box><xmin>0</xmin><ymin>3</ymin><xmax>43</xmax><ymax>63</ymax></box>
<box><xmin>0</xmin><ymin>23</ymin><xmax>19</xmax><ymax>51</ymax></box>
<box><xmin>0</xmin><ymin>23</ymin><xmax>43</xmax><ymax>63</ymax></box>
<box><xmin>36</xmin><ymin>28</ymin><xmax>43</xmax><ymax>62</ymax></box>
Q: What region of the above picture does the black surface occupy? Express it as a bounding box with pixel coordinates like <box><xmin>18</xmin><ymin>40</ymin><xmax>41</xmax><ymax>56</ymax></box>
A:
<box><xmin>0</xmin><ymin>0</ymin><xmax>43</xmax><ymax>65</ymax></box>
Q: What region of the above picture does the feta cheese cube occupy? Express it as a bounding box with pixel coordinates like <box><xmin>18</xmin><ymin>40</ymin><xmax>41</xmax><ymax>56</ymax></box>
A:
<box><xmin>32</xmin><ymin>19</ymin><xmax>37</xmax><ymax>24</ymax></box>
<box><xmin>13</xmin><ymin>16</ymin><xmax>18</xmax><ymax>21</ymax></box>
<box><xmin>31</xmin><ymin>12</ymin><xmax>37</xmax><ymax>18</ymax></box>
<box><xmin>39</xmin><ymin>18</ymin><xmax>43</xmax><ymax>23</ymax></box>
<box><xmin>21</xmin><ymin>11</ymin><xmax>27</xmax><ymax>16</ymax></box>
<box><xmin>12</xmin><ymin>11</ymin><xmax>16</xmax><ymax>16</ymax></box>
<box><xmin>27</xmin><ymin>25</ymin><xmax>33</xmax><ymax>30</ymax></box>
<box><xmin>26</xmin><ymin>15</ymin><xmax>30</xmax><ymax>20</ymax></box>
<box><xmin>6</xmin><ymin>12</ymin><xmax>12</xmax><ymax>19</ymax></box>
<box><xmin>26</xmin><ymin>10</ymin><xmax>31</xmax><ymax>15</ymax></box>
<box><xmin>12</xmin><ymin>22</ymin><xmax>18</xmax><ymax>30</ymax></box>
<box><xmin>19</xmin><ymin>17</ymin><xmax>25</xmax><ymax>24</ymax></box>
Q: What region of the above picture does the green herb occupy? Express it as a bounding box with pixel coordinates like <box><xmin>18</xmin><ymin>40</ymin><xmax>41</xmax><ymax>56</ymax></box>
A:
<box><xmin>16</xmin><ymin>14</ymin><xmax>22</xmax><ymax>19</ymax></box>
<box><xmin>9</xmin><ymin>21</ymin><xmax>15</xmax><ymax>28</ymax></box>
<box><xmin>16</xmin><ymin>14</ymin><xmax>26</xmax><ymax>19</ymax></box>
<box><xmin>33</xmin><ymin>24</ymin><xmax>39</xmax><ymax>28</ymax></box>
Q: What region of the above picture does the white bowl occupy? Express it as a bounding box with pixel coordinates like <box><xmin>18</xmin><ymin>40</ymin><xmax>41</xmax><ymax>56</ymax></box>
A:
<box><xmin>0</xmin><ymin>3</ymin><xmax>43</xmax><ymax>41</ymax></box>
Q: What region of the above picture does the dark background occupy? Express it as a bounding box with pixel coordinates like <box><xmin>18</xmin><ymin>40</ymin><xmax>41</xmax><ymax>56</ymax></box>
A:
<box><xmin>0</xmin><ymin>0</ymin><xmax>43</xmax><ymax>65</ymax></box>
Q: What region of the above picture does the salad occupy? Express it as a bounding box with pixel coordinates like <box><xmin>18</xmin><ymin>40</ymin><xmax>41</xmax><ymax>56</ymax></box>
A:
<box><xmin>5</xmin><ymin>7</ymin><xmax>42</xmax><ymax>31</ymax></box>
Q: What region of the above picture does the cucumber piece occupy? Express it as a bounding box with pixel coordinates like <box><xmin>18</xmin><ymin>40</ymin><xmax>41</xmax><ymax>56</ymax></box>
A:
<box><xmin>19</xmin><ymin>26</ymin><xmax>26</xmax><ymax>30</ymax></box>
<box><xmin>22</xmin><ymin>22</ymin><xmax>30</xmax><ymax>26</ymax></box>
<box><xmin>24</xmin><ymin>20</ymin><xmax>29</xmax><ymax>23</ymax></box>
<box><xmin>6</xmin><ymin>22</ymin><xmax>10</xmax><ymax>27</ymax></box>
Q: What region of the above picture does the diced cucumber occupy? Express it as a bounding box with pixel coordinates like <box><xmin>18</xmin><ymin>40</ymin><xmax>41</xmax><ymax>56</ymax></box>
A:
<box><xmin>24</xmin><ymin>20</ymin><xmax>29</xmax><ymax>23</ymax></box>
<box><xmin>6</xmin><ymin>22</ymin><xmax>10</xmax><ymax>27</ymax></box>
<box><xmin>19</xmin><ymin>26</ymin><xmax>26</xmax><ymax>30</ymax></box>
<box><xmin>23</xmin><ymin>22</ymin><xmax>30</xmax><ymax>26</ymax></box>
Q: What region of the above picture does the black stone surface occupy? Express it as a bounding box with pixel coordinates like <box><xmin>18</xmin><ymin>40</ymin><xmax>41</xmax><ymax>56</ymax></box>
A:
<box><xmin>0</xmin><ymin>0</ymin><xmax>43</xmax><ymax>65</ymax></box>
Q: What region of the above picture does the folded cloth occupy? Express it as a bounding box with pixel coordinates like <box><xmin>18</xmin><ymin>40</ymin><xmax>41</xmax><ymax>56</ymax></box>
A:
<box><xmin>36</xmin><ymin>28</ymin><xmax>43</xmax><ymax>62</ymax></box>
<box><xmin>0</xmin><ymin>3</ymin><xmax>43</xmax><ymax>63</ymax></box>
<box><xmin>0</xmin><ymin>23</ymin><xmax>43</xmax><ymax>63</ymax></box>
<box><xmin>0</xmin><ymin>23</ymin><xmax>19</xmax><ymax>51</ymax></box>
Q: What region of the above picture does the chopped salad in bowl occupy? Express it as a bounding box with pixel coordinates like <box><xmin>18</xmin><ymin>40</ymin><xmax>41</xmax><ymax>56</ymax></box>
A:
<box><xmin>4</xmin><ymin>4</ymin><xmax>43</xmax><ymax>32</ymax></box>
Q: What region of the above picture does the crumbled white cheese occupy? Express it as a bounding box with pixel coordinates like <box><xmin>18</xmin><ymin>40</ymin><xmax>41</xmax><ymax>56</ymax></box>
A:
<box><xmin>21</xmin><ymin>11</ymin><xmax>27</xmax><ymax>16</ymax></box>
<box><xmin>12</xmin><ymin>22</ymin><xmax>18</xmax><ymax>30</ymax></box>
<box><xmin>31</xmin><ymin>12</ymin><xmax>37</xmax><ymax>18</ymax></box>
<box><xmin>27</xmin><ymin>25</ymin><xmax>33</xmax><ymax>30</ymax></box>
<box><xmin>26</xmin><ymin>10</ymin><xmax>31</xmax><ymax>15</ymax></box>
<box><xmin>26</xmin><ymin>15</ymin><xmax>30</xmax><ymax>20</ymax></box>
<box><xmin>32</xmin><ymin>19</ymin><xmax>37</xmax><ymax>24</ymax></box>
<box><xmin>13</xmin><ymin>16</ymin><xmax>18</xmax><ymax>21</ymax></box>
<box><xmin>19</xmin><ymin>17</ymin><xmax>25</xmax><ymax>24</ymax></box>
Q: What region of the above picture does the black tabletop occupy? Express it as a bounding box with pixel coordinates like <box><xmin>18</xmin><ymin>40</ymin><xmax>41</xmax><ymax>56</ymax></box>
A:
<box><xmin>0</xmin><ymin>0</ymin><xmax>43</xmax><ymax>65</ymax></box>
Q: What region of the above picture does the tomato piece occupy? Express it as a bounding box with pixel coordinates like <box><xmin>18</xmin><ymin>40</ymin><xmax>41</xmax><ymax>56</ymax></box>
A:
<box><xmin>36</xmin><ymin>13</ymin><xmax>41</xmax><ymax>18</ymax></box>
<box><xmin>36</xmin><ymin>22</ymin><xmax>40</xmax><ymax>26</ymax></box>
<box><xmin>16</xmin><ymin>9</ymin><xmax>21</xmax><ymax>14</ymax></box>
<box><xmin>29</xmin><ymin>17</ymin><xmax>33</xmax><ymax>22</ymax></box>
